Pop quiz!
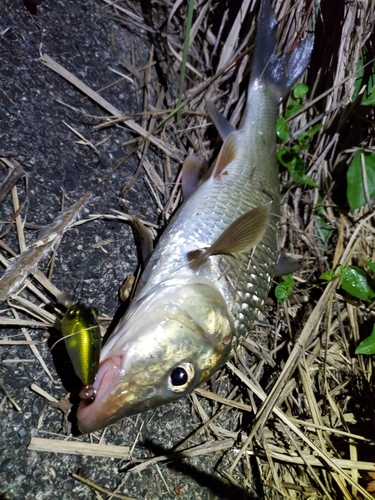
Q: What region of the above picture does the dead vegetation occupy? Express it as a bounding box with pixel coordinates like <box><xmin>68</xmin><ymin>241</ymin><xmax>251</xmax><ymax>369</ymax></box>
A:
<box><xmin>1</xmin><ymin>0</ymin><xmax>375</xmax><ymax>498</ymax></box>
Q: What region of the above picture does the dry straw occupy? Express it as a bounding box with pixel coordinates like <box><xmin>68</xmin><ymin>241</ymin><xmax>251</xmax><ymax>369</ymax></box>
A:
<box><xmin>1</xmin><ymin>0</ymin><xmax>375</xmax><ymax>498</ymax></box>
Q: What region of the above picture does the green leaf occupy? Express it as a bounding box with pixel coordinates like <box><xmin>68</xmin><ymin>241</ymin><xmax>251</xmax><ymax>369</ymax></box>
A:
<box><xmin>299</xmin><ymin>174</ymin><xmax>318</xmax><ymax>188</ymax></box>
<box><xmin>360</xmin><ymin>65</ymin><xmax>375</xmax><ymax>106</ymax></box>
<box><xmin>320</xmin><ymin>265</ymin><xmax>348</xmax><ymax>282</ymax></box>
<box><xmin>320</xmin><ymin>269</ymin><xmax>335</xmax><ymax>282</ymax></box>
<box><xmin>285</xmin><ymin>103</ymin><xmax>304</xmax><ymax>119</ymax></box>
<box><xmin>275</xmin><ymin>274</ymin><xmax>294</xmax><ymax>302</ymax></box>
<box><xmin>341</xmin><ymin>265</ymin><xmax>375</xmax><ymax>302</ymax></box>
<box><xmin>363</xmin><ymin>259</ymin><xmax>375</xmax><ymax>275</ymax></box>
<box><xmin>276</xmin><ymin>117</ymin><xmax>290</xmax><ymax>143</ymax></box>
<box><xmin>347</xmin><ymin>150</ymin><xmax>375</xmax><ymax>210</ymax></box>
<box><xmin>352</xmin><ymin>50</ymin><xmax>365</xmax><ymax>102</ymax></box>
<box><xmin>277</xmin><ymin>149</ymin><xmax>293</xmax><ymax>169</ymax></box>
<box><xmin>298</xmin><ymin>124</ymin><xmax>323</xmax><ymax>144</ymax></box>
<box><xmin>355</xmin><ymin>324</ymin><xmax>375</xmax><ymax>355</ymax></box>
<box><xmin>337</xmin><ymin>265</ymin><xmax>347</xmax><ymax>279</ymax></box>
<box><xmin>315</xmin><ymin>218</ymin><xmax>332</xmax><ymax>243</ymax></box>
<box><xmin>292</xmin><ymin>142</ymin><xmax>309</xmax><ymax>153</ymax></box>
<box><xmin>277</xmin><ymin>150</ymin><xmax>318</xmax><ymax>187</ymax></box>
<box><xmin>286</xmin><ymin>155</ymin><xmax>315</xmax><ymax>185</ymax></box>
<box><xmin>352</xmin><ymin>48</ymin><xmax>375</xmax><ymax>106</ymax></box>
<box><xmin>361</xmin><ymin>81</ymin><xmax>375</xmax><ymax>106</ymax></box>
<box><xmin>293</xmin><ymin>83</ymin><xmax>309</xmax><ymax>99</ymax></box>
<box><xmin>314</xmin><ymin>197</ymin><xmax>324</xmax><ymax>216</ymax></box>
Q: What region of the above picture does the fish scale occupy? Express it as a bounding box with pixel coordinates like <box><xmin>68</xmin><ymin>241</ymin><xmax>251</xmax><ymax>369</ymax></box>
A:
<box><xmin>134</xmin><ymin>110</ymin><xmax>281</xmax><ymax>345</ymax></box>
<box><xmin>76</xmin><ymin>0</ymin><xmax>314</xmax><ymax>434</ymax></box>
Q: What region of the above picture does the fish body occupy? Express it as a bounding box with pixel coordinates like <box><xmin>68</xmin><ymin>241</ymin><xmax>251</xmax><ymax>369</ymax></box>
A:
<box><xmin>77</xmin><ymin>0</ymin><xmax>313</xmax><ymax>433</ymax></box>
<box><xmin>61</xmin><ymin>302</ymin><xmax>101</xmax><ymax>389</ymax></box>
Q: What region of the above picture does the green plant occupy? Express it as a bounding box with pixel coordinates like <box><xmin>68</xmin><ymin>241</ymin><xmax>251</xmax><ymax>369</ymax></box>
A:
<box><xmin>347</xmin><ymin>47</ymin><xmax>375</xmax><ymax>210</ymax></box>
<box><xmin>276</xmin><ymin>83</ymin><xmax>321</xmax><ymax>187</ymax></box>
<box><xmin>320</xmin><ymin>263</ymin><xmax>375</xmax><ymax>302</ymax></box>
<box><xmin>346</xmin><ymin>149</ymin><xmax>375</xmax><ymax>210</ymax></box>
<box><xmin>356</xmin><ymin>324</ymin><xmax>375</xmax><ymax>355</ymax></box>
<box><xmin>352</xmin><ymin>47</ymin><xmax>375</xmax><ymax>106</ymax></box>
<box><xmin>275</xmin><ymin>274</ymin><xmax>294</xmax><ymax>303</ymax></box>
<box><xmin>314</xmin><ymin>198</ymin><xmax>332</xmax><ymax>244</ymax></box>
<box><xmin>321</xmin><ymin>261</ymin><xmax>375</xmax><ymax>354</ymax></box>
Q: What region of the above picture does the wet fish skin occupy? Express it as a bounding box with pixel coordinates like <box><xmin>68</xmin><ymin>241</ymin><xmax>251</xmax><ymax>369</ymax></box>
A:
<box><xmin>77</xmin><ymin>0</ymin><xmax>314</xmax><ymax>433</ymax></box>
<box><xmin>61</xmin><ymin>302</ymin><xmax>101</xmax><ymax>387</ymax></box>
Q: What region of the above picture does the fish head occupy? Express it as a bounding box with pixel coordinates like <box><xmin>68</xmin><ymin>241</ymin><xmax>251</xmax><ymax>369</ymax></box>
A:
<box><xmin>77</xmin><ymin>277</ymin><xmax>233</xmax><ymax>433</ymax></box>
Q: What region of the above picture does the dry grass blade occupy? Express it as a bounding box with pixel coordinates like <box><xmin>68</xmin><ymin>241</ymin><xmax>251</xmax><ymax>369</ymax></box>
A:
<box><xmin>7</xmin><ymin>308</ymin><xmax>54</xmax><ymax>381</ymax></box>
<box><xmin>0</xmin><ymin>157</ymin><xmax>26</xmax><ymax>206</ymax></box>
<box><xmin>2</xmin><ymin>0</ymin><xmax>375</xmax><ymax>498</ymax></box>
<box><xmin>0</xmin><ymin>158</ymin><xmax>28</xmax><ymax>241</ymax></box>
<box><xmin>39</xmin><ymin>54</ymin><xmax>180</xmax><ymax>159</ymax></box>
<box><xmin>247</xmin><ymin>280</ymin><xmax>337</xmax><ymax>441</ymax></box>
<box><xmin>0</xmin><ymin>381</ymin><xmax>21</xmax><ymax>411</ymax></box>
<box><xmin>127</xmin><ymin>439</ymin><xmax>235</xmax><ymax>475</ymax></box>
<box><xmin>71</xmin><ymin>473</ymin><xmax>136</xmax><ymax>500</ymax></box>
<box><xmin>62</xmin><ymin>121</ymin><xmax>100</xmax><ymax>156</ymax></box>
<box><xmin>251</xmin><ymin>444</ymin><xmax>375</xmax><ymax>471</ymax></box>
<box><xmin>227</xmin><ymin>362</ymin><xmax>373</xmax><ymax>499</ymax></box>
<box><xmin>196</xmin><ymin>387</ymin><xmax>369</xmax><ymax>442</ymax></box>
<box><xmin>29</xmin><ymin>437</ymin><xmax>130</xmax><ymax>459</ymax></box>
<box><xmin>30</xmin><ymin>383</ymin><xmax>59</xmax><ymax>403</ymax></box>
<box><xmin>0</xmin><ymin>187</ymin><xmax>94</xmax><ymax>303</ymax></box>
<box><xmin>8</xmin><ymin>295</ymin><xmax>57</xmax><ymax>323</ymax></box>
<box><xmin>0</xmin><ymin>320</ymin><xmax>49</xmax><ymax>328</ymax></box>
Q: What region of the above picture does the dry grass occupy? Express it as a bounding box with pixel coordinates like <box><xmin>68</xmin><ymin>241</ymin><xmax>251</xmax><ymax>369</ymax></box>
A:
<box><xmin>1</xmin><ymin>0</ymin><xmax>375</xmax><ymax>498</ymax></box>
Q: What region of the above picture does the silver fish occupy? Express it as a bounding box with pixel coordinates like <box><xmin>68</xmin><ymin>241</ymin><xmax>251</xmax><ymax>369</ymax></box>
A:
<box><xmin>77</xmin><ymin>0</ymin><xmax>314</xmax><ymax>433</ymax></box>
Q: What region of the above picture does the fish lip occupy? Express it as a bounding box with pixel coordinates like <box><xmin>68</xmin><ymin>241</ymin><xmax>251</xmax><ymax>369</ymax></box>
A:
<box><xmin>76</xmin><ymin>354</ymin><xmax>123</xmax><ymax>434</ymax></box>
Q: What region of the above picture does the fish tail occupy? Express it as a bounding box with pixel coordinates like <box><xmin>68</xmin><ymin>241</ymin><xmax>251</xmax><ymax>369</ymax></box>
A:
<box><xmin>251</xmin><ymin>0</ymin><xmax>314</xmax><ymax>99</ymax></box>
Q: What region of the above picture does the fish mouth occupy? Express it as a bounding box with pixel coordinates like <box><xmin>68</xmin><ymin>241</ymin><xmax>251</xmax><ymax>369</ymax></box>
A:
<box><xmin>76</xmin><ymin>355</ymin><xmax>123</xmax><ymax>434</ymax></box>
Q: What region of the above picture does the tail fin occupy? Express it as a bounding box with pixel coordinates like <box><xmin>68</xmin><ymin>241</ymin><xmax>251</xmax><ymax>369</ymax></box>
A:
<box><xmin>251</xmin><ymin>0</ymin><xmax>314</xmax><ymax>99</ymax></box>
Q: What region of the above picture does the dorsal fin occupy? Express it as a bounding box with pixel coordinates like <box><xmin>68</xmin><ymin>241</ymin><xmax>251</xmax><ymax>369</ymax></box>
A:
<box><xmin>181</xmin><ymin>154</ymin><xmax>208</xmax><ymax>199</ymax></box>
<box><xmin>206</xmin><ymin>99</ymin><xmax>236</xmax><ymax>140</ymax></box>
<box><xmin>187</xmin><ymin>205</ymin><xmax>270</xmax><ymax>270</ymax></box>
<box><xmin>211</xmin><ymin>133</ymin><xmax>237</xmax><ymax>179</ymax></box>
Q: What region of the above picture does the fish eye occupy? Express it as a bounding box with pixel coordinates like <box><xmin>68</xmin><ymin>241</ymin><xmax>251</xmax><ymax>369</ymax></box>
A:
<box><xmin>168</xmin><ymin>363</ymin><xmax>195</xmax><ymax>393</ymax></box>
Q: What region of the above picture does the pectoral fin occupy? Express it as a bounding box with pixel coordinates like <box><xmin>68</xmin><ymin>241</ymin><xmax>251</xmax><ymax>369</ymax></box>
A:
<box><xmin>132</xmin><ymin>217</ymin><xmax>153</xmax><ymax>267</ymax></box>
<box><xmin>181</xmin><ymin>155</ymin><xmax>208</xmax><ymax>199</ymax></box>
<box><xmin>188</xmin><ymin>205</ymin><xmax>270</xmax><ymax>269</ymax></box>
<box><xmin>206</xmin><ymin>99</ymin><xmax>236</xmax><ymax>140</ymax></box>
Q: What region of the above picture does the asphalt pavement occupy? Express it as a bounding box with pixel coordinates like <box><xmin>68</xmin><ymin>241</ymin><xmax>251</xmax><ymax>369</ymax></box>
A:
<box><xmin>0</xmin><ymin>2</ymin><xmax>242</xmax><ymax>498</ymax></box>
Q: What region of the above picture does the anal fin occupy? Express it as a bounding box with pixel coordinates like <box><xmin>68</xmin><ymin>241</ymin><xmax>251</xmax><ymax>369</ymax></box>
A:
<box><xmin>274</xmin><ymin>253</ymin><xmax>302</xmax><ymax>277</ymax></box>
<box><xmin>206</xmin><ymin>99</ymin><xmax>236</xmax><ymax>140</ymax></box>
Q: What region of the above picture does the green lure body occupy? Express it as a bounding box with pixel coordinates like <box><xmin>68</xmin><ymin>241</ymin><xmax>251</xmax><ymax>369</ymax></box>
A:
<box><xmin>61</xmin><ymin>302</ymin><xmax>101</xmax><ymax>386</ymax></box>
